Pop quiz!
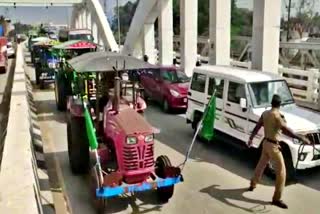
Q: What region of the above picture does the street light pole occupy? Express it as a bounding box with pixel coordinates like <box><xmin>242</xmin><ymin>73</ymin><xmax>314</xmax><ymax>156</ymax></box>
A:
<box><xmin>117</xmin><ymin>0</ymin><xmax>121</xmax><ymax>52</ymax></box>
<box><xmin>287</xmin><ymin>0</ymin><xmax>292</xmax><ymax>41</ymax></box>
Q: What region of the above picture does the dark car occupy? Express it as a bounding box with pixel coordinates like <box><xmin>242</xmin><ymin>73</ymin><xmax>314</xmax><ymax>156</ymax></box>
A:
<box><xmin>140</xmin><ymin>67</ymin><xmax>190</xmax><ymax>112</ymax></box>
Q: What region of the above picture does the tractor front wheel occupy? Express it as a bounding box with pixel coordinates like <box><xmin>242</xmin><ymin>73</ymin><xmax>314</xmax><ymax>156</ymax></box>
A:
<box><xmin>67</xmin><ymin>114</ymin><xmax>89</xmax><ymax>174</ymax></box>
<box><xmin>155</xmin><ymin>155</ymin><xmax>175</xmax><ymax>202</ymax></box>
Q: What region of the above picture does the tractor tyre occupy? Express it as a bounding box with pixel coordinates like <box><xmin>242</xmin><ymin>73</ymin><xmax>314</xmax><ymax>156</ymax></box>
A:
<box><xmin>39</xmin><ymin>80</ymin><xmax>45</xmax><ymax>90</ymax></box>
<box><xmin>155</xmin><ymin>155</ymin><xmax>175</xmax><ymax>202</ymax></box>
<box><xmin>90</xmin><ymin>168</ymin><xmax>106</xmax><ymax>214</ymax></box>
<box><xmin>67</xmin><ymin>114</ymin><xmax>90</xmax><ymax>174</ymax></box>
<box><xmin>35</xmin><ymin>65</ymin><xmax>41</xmax><ymax>85</ymax></box>
<box><xmin>55</xmin><ymin>74</ymin><xmax>68</xmax><ymax>111</ymax></box>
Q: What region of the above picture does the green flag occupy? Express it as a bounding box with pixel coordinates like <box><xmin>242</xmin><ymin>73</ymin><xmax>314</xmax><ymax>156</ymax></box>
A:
<box><xmin>200</xmin><ymin>95</ymin><xmax>216</xmax><ymax>141</ymax></box>
<box><xmin>84</xmin><ymin>106</ymin><xmax>98</xmax><ymax>150</ymax></box>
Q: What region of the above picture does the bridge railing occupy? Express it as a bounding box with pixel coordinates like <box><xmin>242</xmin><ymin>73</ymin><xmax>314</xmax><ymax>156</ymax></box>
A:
<box><xmin>0</xmin><ymin>44</ymin><xmax>43</xmax><ymax>214</ymax></box>
<box><xmin>165</xmin><ymin>52</ymin><xmax>320</xmax><ymax>109</ymax></box>
<box><xmin>279</xmin><ymin>67</ymin><xmax>319</xmax><ymax>104</ymax></box>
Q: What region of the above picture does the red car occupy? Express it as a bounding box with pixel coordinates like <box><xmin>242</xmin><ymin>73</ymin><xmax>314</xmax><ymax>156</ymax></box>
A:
<box><xmin>140</xmin><ymin>67</ymin><xmax>190</xmax><ymax>112</ymax></box>
<box><xmin>0</xmin><ymin>37</ymin><xmax>8</xmax><ymax>74</ymax></box>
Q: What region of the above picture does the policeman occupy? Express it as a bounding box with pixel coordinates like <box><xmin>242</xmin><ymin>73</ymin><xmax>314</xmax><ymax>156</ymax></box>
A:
<box><xmin>247</xmin><ymin>94</ymin><xmax>310</xmax><ymax>209</ymax></box>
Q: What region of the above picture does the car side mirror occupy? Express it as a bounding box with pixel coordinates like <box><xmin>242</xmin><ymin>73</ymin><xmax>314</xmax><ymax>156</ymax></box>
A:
<box><xmin>240</xmin><ymin>98</ymin><xmax>247</xmax><ymax>111</ymax></box>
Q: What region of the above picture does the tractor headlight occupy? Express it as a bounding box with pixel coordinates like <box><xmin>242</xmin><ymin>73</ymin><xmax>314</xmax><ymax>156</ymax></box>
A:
<box><xmin>48</xmin><ymin>62</ymin><xmax>56</xmax><ymax>69</ymax></box>
<box><xmin>145</xmin><ymin>134</ymin><xmax>154</xmax><ymax>143</ymax></box>
<box><xmin>126</xmin><ymin>136</ymin><xmax>137</xmax><ymax>145</ymax></box>
<box><xmin>170</xmin><ymin>89</ymin><xmax>180</xmax><ymax>97</ymax></box>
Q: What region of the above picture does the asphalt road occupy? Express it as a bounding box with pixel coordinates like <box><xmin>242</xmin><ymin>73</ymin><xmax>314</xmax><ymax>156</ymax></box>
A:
<box><xmin>0</xmin><ymin>59</ymin><xmax>13</xmax><ymax>158</ymax></box>
<box><xmin>0</xmin><ymin>59</ymin><xmax>12</xmax><ymax>105</ymax></box>
<box><xmin>24</xmin><ymin>53</ymin><xmax>320</xmax><ymax>214</ymax></box>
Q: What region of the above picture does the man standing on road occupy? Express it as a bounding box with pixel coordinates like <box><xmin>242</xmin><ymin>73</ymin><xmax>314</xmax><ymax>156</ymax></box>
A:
<box><xmin>247</xmin><ymin>94</ymin><xmax>310</xmax><ymax>209</ymax></box>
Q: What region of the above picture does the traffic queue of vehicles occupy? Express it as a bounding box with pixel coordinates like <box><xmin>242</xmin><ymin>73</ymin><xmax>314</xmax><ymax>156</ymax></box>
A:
<box><xmin>26</xmin><ymin>26</ymin><xmax>320</xmax><ymax>207</ymax></box>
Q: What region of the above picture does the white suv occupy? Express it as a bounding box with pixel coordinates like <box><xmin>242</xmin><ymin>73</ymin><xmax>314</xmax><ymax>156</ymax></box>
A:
<box><xmin>186</xmin><ymin>65</ymin><xmax>320</xmax><ymax>179</ymax></box>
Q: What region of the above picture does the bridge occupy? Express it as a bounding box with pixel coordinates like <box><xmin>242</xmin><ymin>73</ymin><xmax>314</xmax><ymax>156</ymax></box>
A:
<box><xmin>0</xmin><ymin>0</ymin><xmax>320</xmax><ymax>213</ymax></box>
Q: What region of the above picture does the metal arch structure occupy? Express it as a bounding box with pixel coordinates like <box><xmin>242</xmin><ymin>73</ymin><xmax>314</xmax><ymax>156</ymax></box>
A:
<box><xmin>71</xmin><ymin>0</ymin><xmax>119</xmax><ymax>52</ymax></box>
<box><xmin>122</xmin><ymin>0</ymin><xmax>174</xmax><ymax>66</ymax></box>
<box><xmin>0</xmin><ymin>0</ymin><xmax>119</xmax><ymax>52</ymax></box>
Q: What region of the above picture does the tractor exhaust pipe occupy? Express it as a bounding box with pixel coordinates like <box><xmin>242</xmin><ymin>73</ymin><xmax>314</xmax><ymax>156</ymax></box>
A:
<box><xmin>113</xmin><ymin>76</ymin><xmax>121</xmax><ymax>112</ymax></box>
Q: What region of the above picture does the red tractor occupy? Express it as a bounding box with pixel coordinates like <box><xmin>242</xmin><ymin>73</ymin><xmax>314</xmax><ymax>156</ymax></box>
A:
<box><xmin>66</xmin><ymin>52</ymin><xmax>183</xmax><ymax>212</ymax></box>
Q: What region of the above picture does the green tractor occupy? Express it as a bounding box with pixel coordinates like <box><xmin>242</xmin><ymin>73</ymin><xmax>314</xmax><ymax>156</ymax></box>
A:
<box><xmin>52</xmin><ymin>40</ymin><xmax>98</xmax><ymax>111</ymax></box>
<box><xmin>32</xmin><ymin>40</ymin><xmax>60</xmax><ymax>88</ymax></box>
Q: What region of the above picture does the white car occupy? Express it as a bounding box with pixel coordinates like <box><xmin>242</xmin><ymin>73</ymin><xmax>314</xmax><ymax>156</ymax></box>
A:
<box><xmin>186</xmin><ymin>65</ymin><xmax>320</xmax><ymax>179</ymax></box>
<box><xmin>7</xmin><ymin>42</ymin><xmax>15</xmax><ymax>58</ymax></box>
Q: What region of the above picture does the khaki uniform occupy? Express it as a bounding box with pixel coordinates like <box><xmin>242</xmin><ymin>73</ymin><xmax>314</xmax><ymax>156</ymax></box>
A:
<box><xmin>250</xmin><ymin>109</ymin><xmax>286</xmax><ymax>201</ymax></box>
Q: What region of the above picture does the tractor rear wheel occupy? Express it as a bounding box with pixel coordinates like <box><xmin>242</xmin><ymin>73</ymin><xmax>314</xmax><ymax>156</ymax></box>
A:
<box><xmin>90</xmin><ymin>168</ymin><xmax>106</xmax><ymax>214</ymax></box>
<box><xmin>67</xmin><ymin>114</ymin><xmax>89</xmax><ymax>174</ymax></box>
<box><xmin>155</xmin><ymin>155</ymin><xmax>174</xmax><ymax>202</ymax></box>
<box><xmin>55</xmin><ymin>74</ymin><xmax>68</xmax><ymax>111</ymax></box>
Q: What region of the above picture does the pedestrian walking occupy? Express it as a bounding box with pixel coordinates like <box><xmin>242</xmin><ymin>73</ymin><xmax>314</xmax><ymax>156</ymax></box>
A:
<box><xmin>247</xmin><ymin>94</ymin><xmax>310</xmax><ymax>209</ymax></box>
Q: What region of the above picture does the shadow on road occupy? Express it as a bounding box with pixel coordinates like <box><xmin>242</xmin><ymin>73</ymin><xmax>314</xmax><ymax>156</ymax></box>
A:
<box><xmin>200</xmin><ymin>185</ymin><xmax>271</xmax><ymax>213</ymax></box>
<box><xmin>145</xmin><ymin>105</ymin><xmax>320</xmax><ymax>191</ymax></box>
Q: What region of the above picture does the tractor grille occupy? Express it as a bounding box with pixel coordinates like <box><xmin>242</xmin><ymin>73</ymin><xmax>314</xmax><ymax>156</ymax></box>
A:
<box><xmin>123</xmin><ymin>144</ymin><xmax>154</xmax><ymax>171</ymax></box>
<box><xmin>306</xmin><ymin>132</ymin><xmax>320</xmax><ymax>145</ymax></box>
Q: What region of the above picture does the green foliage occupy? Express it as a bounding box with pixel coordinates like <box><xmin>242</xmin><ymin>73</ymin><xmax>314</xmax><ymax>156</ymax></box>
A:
<box><xmin>111</xmin><ymin>0</ymin><xmax>255</xmax><ymax>40</ymax></box>
<box><xmin>111</xmin><ymin>0</ymin><xmax>139</xmax><ymax>43</ymax></box>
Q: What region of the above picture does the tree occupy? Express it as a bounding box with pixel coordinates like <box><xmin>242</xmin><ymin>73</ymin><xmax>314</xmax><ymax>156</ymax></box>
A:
<box><xmin>111</xmin><ymin>0</ymin><xmax>139</xmax><ymax>44</ymax></box>
<box><xmin>112</xmin><ymin>0</ymin><xmax>253</xmax><ymax>41</ymax></box>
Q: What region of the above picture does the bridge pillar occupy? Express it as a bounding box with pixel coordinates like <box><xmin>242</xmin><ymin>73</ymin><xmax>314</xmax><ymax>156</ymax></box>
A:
<box><xmin>133</xmin><ymin>33</ymin><xmax>143</xmax><ymax>58</ymax></box>
<box><xmin>78</xmin><ymin>11</ymin><xmax>83</xmax><ymax>28</ymax></box>
<box><xmin>75</xmin><ymin>12</ymin><xmax>79</xmax><ymax>28</ymax></box>
<box><xmin>82</xmin><ymin>9</ymin><xmax>87</xmax><ymax>28</ymax></box>
<box><xmin>86</xmin><ymin>9</ymin><xmax>92</xmax><ymax>30</ymax></box>
<box><xmin>180</xmin><ymin>0</ymin><xmax>198</xmax><ymax>76</ymax></box>
<box><xmin>92</xmin><ymin>21</ymin><xmax>98</xmax><ymax>43</ymax></box>
<box><xmin>209</xmin><ymin>0</ymin><xmax>231</xmax><ymax>65</ymax></box>
<box><xmin>158</xmin><ymin>0</ymin><xmax>173</xmax><ymax>65</ymax></box>
<box><xmin>143</xmin><ymin>23</ymin><xmax>156</xmax><ymax>64</ymax></box>
<box><xmin>252</xmin><ymin>0</ymin><xmax>281</xmax><ymax>72</ymax></box>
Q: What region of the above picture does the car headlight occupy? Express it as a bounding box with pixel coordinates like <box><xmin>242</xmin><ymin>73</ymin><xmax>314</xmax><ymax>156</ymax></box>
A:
<box><xmin>126</xmin><ymin>136</ymin><xmax>137</xmax><ymax>145</ymax></box>
<box><xmin>293</xmin><ymin>138</ymin><xmax>302</xmax><ymax>144</ymax></box>
<box><xmin>170</xmin><ymin>89</ymin><xmax>180</xmax><ymax>97</ymax></box>
<box><xmin>145</xmin><ymin>134</ymin><xmax>154</xmax><ymax>143</ymax></box>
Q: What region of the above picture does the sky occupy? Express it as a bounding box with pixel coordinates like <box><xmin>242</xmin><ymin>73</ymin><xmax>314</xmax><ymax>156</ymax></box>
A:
<box><xmin>0</xmin><ymin>0</ymin><xmax>131</xmax><ymax>25</ymax></box>
<box><xmin>1</xmin><ymin>0</ymin><xmax>320</xmax><ymax>25</ymax></box>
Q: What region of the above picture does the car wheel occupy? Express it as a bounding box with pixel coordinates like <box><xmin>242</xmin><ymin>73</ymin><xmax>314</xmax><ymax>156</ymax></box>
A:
<box><xmin>162</xmin><ymin>99</ymin><xmax>170</xmax><ymax>113</ymax></box>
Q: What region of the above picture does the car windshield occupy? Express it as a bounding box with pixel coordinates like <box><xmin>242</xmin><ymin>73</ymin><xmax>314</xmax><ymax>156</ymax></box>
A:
<box><xmin>161</xmin><ymin>70</ymin><xmax>190</xmax><ymax>83</ymax></box>
<box><xmin>69</xmin><ymin>34</ymin><xmax>92</xmax><ymax>41</ymax></box>
<box><xmin>248</xmin><ymin>80</ymin><xmax>294</xmax><ymax>108</ymax></box>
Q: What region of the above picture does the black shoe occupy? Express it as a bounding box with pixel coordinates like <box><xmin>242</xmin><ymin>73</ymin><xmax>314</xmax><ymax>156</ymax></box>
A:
<box><xmin>272</xmin><ymin>200</ymin><xmax>288</xmax><ymax>209</ymax></box>
<box><xmin>247</xmin><ymin>186</ymin><xmax>255</xmax><ymax>191</ymax></box>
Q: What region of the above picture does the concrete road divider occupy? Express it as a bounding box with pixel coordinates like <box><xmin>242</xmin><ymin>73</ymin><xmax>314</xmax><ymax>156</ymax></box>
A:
<box><xmin>0</xmin><ymin>44</ymin><xmax>43</xmax><ymax>214</ymax></box>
